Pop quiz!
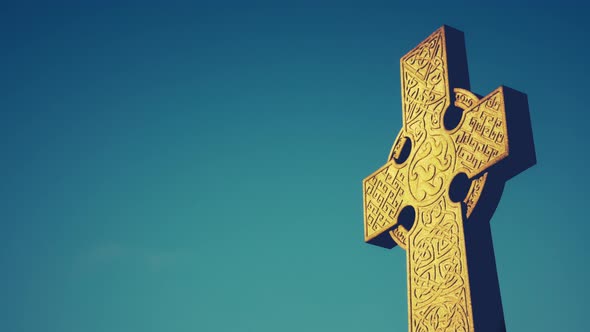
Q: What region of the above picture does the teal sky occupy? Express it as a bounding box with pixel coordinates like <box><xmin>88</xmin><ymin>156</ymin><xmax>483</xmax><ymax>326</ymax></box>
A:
<box><xmin>1</xmin><ymin>2</ymin><xmax>588</xmax><ymax>331</ymax></box>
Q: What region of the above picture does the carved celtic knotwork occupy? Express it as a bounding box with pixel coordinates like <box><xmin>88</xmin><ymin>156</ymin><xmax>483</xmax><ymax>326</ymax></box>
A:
<box><xmin>408</xmin><ymin>134</ymin><xmax>454</xmax><ymax>205</ymax></box>
<box><xmin>409</xmin><ymin>195</ymin><xmax>472</xmax><ymax>332</ymax></box>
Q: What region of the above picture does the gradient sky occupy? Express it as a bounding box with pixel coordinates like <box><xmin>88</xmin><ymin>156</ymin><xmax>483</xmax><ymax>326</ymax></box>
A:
<box><xmin>1</xmin><ymin>2</ymin><xmax>588</xmax><ymax>331</ymax></box>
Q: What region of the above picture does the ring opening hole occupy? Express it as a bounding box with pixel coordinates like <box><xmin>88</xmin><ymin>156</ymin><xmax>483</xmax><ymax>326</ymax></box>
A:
<box><xmin>397</xmin><ymin>205</ymin><xmax>416</xmax><ymax>232</ymax></box>
<box><xmin>394</xmin><ymin>137</ymin><xmax>412</xmax><ymax>164</ymax></box>
<box><xmin>449</xmin><ymin>172</ymin><xmax>471</xmax><ymax>203</ymax></box>
<box><xmin>444</xmin><ymin>106</ymin><xmax>463</xmax><ymax>131</ymax></box>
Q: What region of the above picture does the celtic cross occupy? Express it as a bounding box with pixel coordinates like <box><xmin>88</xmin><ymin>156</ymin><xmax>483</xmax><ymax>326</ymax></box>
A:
<box><xmin>362</xmin><ymin>26</ymin><xmax>535</xmax><ymax>332</ymax></box>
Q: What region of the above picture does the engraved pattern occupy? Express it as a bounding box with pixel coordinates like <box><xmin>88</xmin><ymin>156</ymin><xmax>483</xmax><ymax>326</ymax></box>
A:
<box><xmin>401</xmin><ymin>29</ymin><xmax>448</xmax><ymax>141</ymax></box>
<box><xmin>410</xmin><ymin>196</ymin><xmax>471</xmax><ymax>332</ymax></box>
<box><xmin>464</xmin><ymin>173</ymin><xmax>487</xmax><ymax>218</ymax></box>
<box><xmin>408</xmin><ymin>134</ymin><xmax>454</xmax><ymax>205</ymax></box>
<box><xmin>364</xmin><ymin>163</ymin><xmax>406</xmax><ymax>239</ymax></box>
<box><xmin>362</xmin><ymin>26</ymin><xmax>511</xmax><ymax>332</ymax></box>
<box><xmin>452</xmin><ymin>89</ymin><xmax>508</xmax><ymax>177</ymax></box>
<box><xmin>453</xmin><ymin>88</ymin><xmax>487</xmax><ymax>218</ymax></box>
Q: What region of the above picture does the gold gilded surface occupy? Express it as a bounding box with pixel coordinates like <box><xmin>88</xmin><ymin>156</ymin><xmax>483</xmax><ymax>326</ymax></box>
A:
<box><xmin>362</xmin><ymin>26</ymin><xmax>510</xmax><ymax>332</ymax></box>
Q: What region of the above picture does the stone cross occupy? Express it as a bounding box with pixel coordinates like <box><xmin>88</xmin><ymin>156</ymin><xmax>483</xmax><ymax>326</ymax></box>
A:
<box><xmin>362</xmin><ymin>25</ymin><xmax>535</xmax><ymax>332</ymax></box>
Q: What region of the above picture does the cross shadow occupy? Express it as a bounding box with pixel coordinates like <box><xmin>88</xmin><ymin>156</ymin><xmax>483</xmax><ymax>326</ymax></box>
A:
<box><xmin>446</xmin><ymin>25</ymin><xmax>537</xmax><ymax>331</ymax></box>
<box><xmin>462</xmin><ymin>87</ymin><xmax>536</xmax><ymax>332</ymax></box>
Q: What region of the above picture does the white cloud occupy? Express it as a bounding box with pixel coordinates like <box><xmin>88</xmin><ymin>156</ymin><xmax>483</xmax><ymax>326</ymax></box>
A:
<box><xmin>82</xmin><ymin>242</ymin><xmax>190</xmax><ymax>272</ymax></box>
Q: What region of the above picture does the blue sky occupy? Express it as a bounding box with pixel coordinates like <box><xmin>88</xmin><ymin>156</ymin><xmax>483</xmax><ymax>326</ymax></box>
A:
<box><xmin>1</xmin><ymin>2</ymin><xmax>588</xmax><ymax>331</ymax></box>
